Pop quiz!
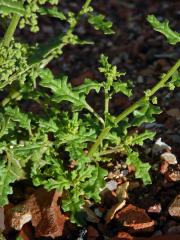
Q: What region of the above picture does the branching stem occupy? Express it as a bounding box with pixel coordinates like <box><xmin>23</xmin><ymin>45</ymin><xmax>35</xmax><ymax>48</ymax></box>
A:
<box><xmin>87</xmin><ymin>105</ymin><xmax>105</xmax><ymax>126</ymax></box>
<box><xmin>88</xmin><ymin>59</ymin><xmax>180</xmax><ymax>157</ymax></box>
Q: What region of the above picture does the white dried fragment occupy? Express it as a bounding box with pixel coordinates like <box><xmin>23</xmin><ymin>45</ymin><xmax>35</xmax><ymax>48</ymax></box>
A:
<box><xmin>11</xmin><ymin>211</ymin><xmax>32</xmax><ymax>230</ymax></box>
<box><xmin>152</xmin><ymin>138</ymin><xmax>171</xmax><ymax>154</ymax></box>
<box><xmin>105</xmin><ymin>180</ymin><xmax>118</xmax><ymax>191</ymax></box>
<box><xmin>160</xmin><ymin>152</ymin><xmax>177</xmax><ymax>165</ymax></box>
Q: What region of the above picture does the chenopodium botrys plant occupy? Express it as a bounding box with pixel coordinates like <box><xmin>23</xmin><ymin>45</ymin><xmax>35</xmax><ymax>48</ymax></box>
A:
<box><xmin>0</xmin><ymin>0</ymin><xmax>180</xmax><ymax>225</ymax></box>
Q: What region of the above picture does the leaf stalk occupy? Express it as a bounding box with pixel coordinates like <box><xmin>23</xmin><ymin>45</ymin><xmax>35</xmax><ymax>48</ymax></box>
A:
<box><xmin>2</xmin><ymin>14</ymin><xmax>20</xmax><ymax>47</ymax></box>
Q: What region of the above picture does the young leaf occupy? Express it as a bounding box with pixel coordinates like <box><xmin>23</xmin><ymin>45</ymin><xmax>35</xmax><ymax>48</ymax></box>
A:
<box><xmin>131</xmin><ymin>102</ymin><xmax>161</xmax><ymax>126</ymax></box>
<box><xmin>62</xmin><ymin>189</ymin><xmax>85</xmax><ymax>225</ymax></box>
<box><xmin>55</xmin><ymin>113</ymin><xmax>97</xmax><ymax>159</ymax></box>
<box><xmin>170</xmin><ymin>71</ymin><xmax>180</xmax><ymax>87</ymax></box>
<box><xmin>125</xmin><ymin>130</ymin><xmax>156</xmax><ymax>146</ymax></box>
<box><xmin>99</xmin><ymin>54</ymin><xmax>125</xmax><ymax>87</ymax></box>
<box><xmin>32</xmin><ymin>156</ymin><xmax>70</xmax><ymax>192</ymax></box>
<box><xmin>126</xmin><ymin>151</ymin><xmax>151</xmax><ymax>185</ymax></box>
<box><xmin>0</xmin><ymin>160</ymin><xmax>16</xmax><ymax>206</ymax></box>
<box><xmin>0</xmin><ymin>113</ymin><xmax>15</xmax><ymax>139</ymax></box>
<box><xmin>74</xmin><ymin>78</ymin><xmax>102</xmax><ymax>95</ymax></box>
<box><xmin>99</xmin><ymin>54</ymin><xmax>131</xmax><ymax>96</ymax></box>
<box><xmin>88</xmin><ymin>13</ymin><xmax>114</xmax><ymax>35</ymax></box>
<box><xmin>113</xmin><ymin>81</ymin><xmax>132</xmax><ymax>97</ymax></box>
<box><xmin>39</xmin><ymin>6</ymin><xmax>66</xmax><ymax>20</ymax></box>
<box><xmin>82</xmin><ymin>166</ymin><xmax>108</xmax><ymax>202</ymax></box>
<box><xmin>4</xmin><ymin>106</ymin><xmax>31</xmax><ymax>133</ymax></box>
<box><xmin>39</xmin><ymin>118</ymin><xmax>59</xmax><ymax>133</ymax></box>
<box><xmin>147</xmin><ymin>15</ymin><xmax>180</xmax><ymax>45</ymax></box>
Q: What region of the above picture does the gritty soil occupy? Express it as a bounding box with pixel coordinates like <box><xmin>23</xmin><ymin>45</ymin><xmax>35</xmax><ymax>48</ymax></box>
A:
<box><xmin>0</xmin><ymin>0</ymin><xmax>180</xmax><ymax>239</ymax></box>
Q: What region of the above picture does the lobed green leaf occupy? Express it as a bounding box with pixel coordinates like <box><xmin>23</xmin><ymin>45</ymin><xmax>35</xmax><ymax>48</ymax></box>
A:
<box><xmin>0</xmin><ymin>0</ymin><xmax>25</xmax><ymax>16</ymax></box>
<box><xmin>39</xmin><ymin>6</ymin><xmax>66</xmax><ymax>20</ymax></box>
<box><xmin>88</xmin><ymin>13</ymin><xmax>114</xmax><ymax>35</ymax></box>
<box><xmin>131</xmin><ymin>102</ymin><xmax>161</xmax><ymax>126</ymax></box>
<box><xmin>0</xmin><ymin>160</ymin><xmax>16</xmax><ymax>206</ymax></box>
<box><xmin>126</xmin><ymin>151</ymin><xmax>151</xmax><ymax>185</ymax></box>
<box><xmin>147</xmin><ymin>15</ymin><xmax>180</xmax><ymax>45</ymax></box>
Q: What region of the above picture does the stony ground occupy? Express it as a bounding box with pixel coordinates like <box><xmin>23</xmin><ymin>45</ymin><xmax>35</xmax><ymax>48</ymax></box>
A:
<box><xmin>0</xmin><ymin>0</ymin><xmax>180</xmax><ymax>239</ymax></box>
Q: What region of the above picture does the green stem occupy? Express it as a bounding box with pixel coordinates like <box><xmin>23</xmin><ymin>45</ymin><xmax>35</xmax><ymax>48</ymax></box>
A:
<box><xmin>83</xmin><ymin>0</ymin><xmax>92</xmax><ymax>9</ymax></box>
<box><xmin>41</xmin><ymin>0</ymin><xmax>93</xmax><ymax>65</ymax></box>
<box><xmin>99</xmin><ymin>145</ymin><xmax>125</xmax><ymax>156</ymax></box>
<box><xmin>104</xmin><ymin>93</ymin><xmax>109</xmax><ymax>115</ymax></box>
<box><xmin>88</xmin><ymin>59</ymin><xmax>180</xmax><ymax>157</ymax></box>
<box><xmin>2</xmin><ymin>14</ymin><xmax>20</xmax><ymax>47</ymax></box>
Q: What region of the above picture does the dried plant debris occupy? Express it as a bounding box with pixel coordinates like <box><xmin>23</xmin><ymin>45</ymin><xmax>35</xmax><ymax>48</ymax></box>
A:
<box><xmin>152</xmin><ymin>138</ymin><xmax>171</xmax><ymax>154</ymax></box>
<box><xmin>168</xmin><ymin>195</ymin><xmax>180</xmax><ymax>218</ymax></box>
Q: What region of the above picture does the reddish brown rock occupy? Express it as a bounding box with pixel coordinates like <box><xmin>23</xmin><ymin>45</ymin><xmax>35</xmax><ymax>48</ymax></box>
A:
<box><xmin>87</xmin><ymin>225</ymin><xmax>99</xmax><ymax>239</ymax></box>
<box><xmin>112</xmin><ymin>231</ymin><xmax>134</xmax><ymax>240</ymax></box>
<box><xmin>115</xmin><ymin>204</ymin><xmax>155</xmax><ymax>233</ymax></box>
<box><xmin>168</xmin><ymin>194</ymin><xmax>180</xmax><ymax>218</ymax></box>
<box><xmin>35</xmin><ymin>191</ymin><xmax>66</xmax><ymax>238</ymax></box>
<box><xmin>148</xmin><ymin>203</ymin><xmax>161</xmax><ymax>214</ymax></box>
<box><xmin>165</xmin><ymin>165</ymin><xmax>180</xmax><ymax>182</ymax></box>
<box><xmin>160</xmin><ymin>161</ymin><xmax>169</xmax><ymax>174</ymax></box>
<box><xmin>4</xmin><ymin>188</ymin><xmax>67</xmax><ymax>238</ymax></box>
<box><xmin>18</xmin><ymin>223</ymin><xmax>35</xmax><ymax>240</ymax></box>
<box><xmin>112</xmin><ymin>233</ymin><xmax>180</xmax><ymax>240</ymax></box>
<box><xmin>5</xmin><ymin>197</ymin><xmax>34</xmax><ymax>232</ymax></box>
<box><xmin>136</xmin><ymin>234</ymin><xmax>180</xmax><ymax>240</ymax></box>
<box><xmin>168</xmin><ymin>225</ymin><xmax>180</xmax><ymax>234</ymax></box>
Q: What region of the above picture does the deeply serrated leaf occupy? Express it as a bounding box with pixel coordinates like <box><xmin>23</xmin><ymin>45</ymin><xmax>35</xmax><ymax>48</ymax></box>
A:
<box><xmin>170</xmin><ymin>71</ymin><xmax>180</xmax><ymax>87</ymax></box>
<box><xmin>74</xmin><ymin>78</ymin><xmax>102</xmax><ymax>95</ymax></box>
<box><xmin>113</xmin><ymin>81</ymin><xmax>132</xmax><ymax>97</ymax></box>
<box><xmin>132</xmin><ymin>103</ymin><xmax>161</xmax><ymax>126</ymax></box>
<box><xmin>39</xmin><ymin>6</ymin><xmax>66</xmax><ymax>20</ymax></box>
<box><xmin>0</xmin><ymin>0</ymin><xmax>25</xmax><ymax>16</ymax></box>
<box><xmin>147</xmin><ymin>15</ymin><xmax>180</xmax><ymax>45</ymax></box>
<box><xmin>83</xmin><ymin>166</ymin><xmax>108</xmax><ymax>202</ymax></box>
<box><xmin>39</xmin><ymin>118</ymin><xmax>59</xmax><ymax>133</ymax></box>
<box><xmin>5</xmin><ymin>106</ymin><xmax>31</xmax><ymax>132</ymax></box>
<box><xmin>126</xmin><ymin>151</ymin><xmax>151</xmax><ymax>185</ymax></box>
<box><xmin>0</xmin><ymin>160</ymin><xmax>16</xmax><ymax>206</ymax></box>
<box><xmin>126</xmin><ymin>130</ymin><xmax>156</xmax><ymax>146</ymax></box>
<box><xmin>39</xmin><ymin>69</ymin><xmax>90</xmax><ymax>110</ymax></box>
<box><xmin>88</xmin><ymin>13</ymin><xmax>114</xmax><ymax>35</ymax></box>
<box><xmin>62</xmin><ymin>189</ymin><xmax>85</xmax><ymax>225</ymax></box>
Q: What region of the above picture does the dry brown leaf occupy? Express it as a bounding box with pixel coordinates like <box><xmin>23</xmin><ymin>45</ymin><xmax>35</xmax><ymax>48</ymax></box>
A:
<box><xmin>105</xmin><ymin>200</ymin><xmax>126</xmax><ymax>224</ymax></box>
<box><xmin>116</xmin><ymin>182</ymin><xmax>129</xmax><ymax>202</ymax></box>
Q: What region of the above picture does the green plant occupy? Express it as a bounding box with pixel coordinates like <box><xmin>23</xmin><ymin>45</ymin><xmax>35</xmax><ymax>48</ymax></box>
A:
<box><xmin>0</xmin><ymin>1</ymin><xmax>179</xmax><ymax>225</ymax></box>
